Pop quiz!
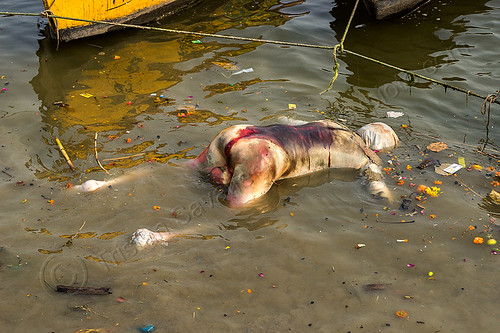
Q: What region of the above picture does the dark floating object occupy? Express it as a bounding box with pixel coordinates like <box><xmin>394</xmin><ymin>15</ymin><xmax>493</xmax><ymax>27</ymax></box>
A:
<box><xmin>53</xmin><ymin>101</ymin><xmax>69</xmax><ymax>107</ymax></box>
<box><xmin>56</xmin><ymin>285</ymin><xmax>112</xmax><ymax>295</ymax></box>
<box><xmin>399</xmin><ymin>198</ymin><xmax>411</xmax><ymax>210</ymax></box>
<box><xmin>364</xmin><ymin>283</ymin><xmax>391</xmax><ymax>291</ymax></box>
<box><xmin>416</xmin><ymin>159</ymin><xmax>440</xmax><ymax>170</ymax></box>
<box><xmin>376</xmin><ymin>220</ymin><xmax>415</xmax><ymax>224</ymax></box>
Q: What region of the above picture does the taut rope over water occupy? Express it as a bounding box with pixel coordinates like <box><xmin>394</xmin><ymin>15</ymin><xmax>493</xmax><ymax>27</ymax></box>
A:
<box><xmin>320</xmin><ymin>0</ymin><xmax>360</xmax><ymax>95</ymax></box>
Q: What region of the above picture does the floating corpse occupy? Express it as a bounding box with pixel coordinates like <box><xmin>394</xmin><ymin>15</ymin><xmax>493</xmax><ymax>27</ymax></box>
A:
<box><xmin>75</xmin><ymin>120</ymin><xmax>399</xmax><ymax>246</ymax></box>
<box><xmin>188</xmin><ymin>120</ymin><xmax>399</xmax><ymax>206</ymax></box>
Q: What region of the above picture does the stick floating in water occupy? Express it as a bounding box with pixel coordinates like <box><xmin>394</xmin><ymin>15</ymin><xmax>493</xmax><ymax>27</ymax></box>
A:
<box><xmin>56</xmin><ymin>285</ymin><xmax>111</xmax><ymax>295</ymax></box>
<box><xmin>55</xmin><ymin>137</ymin><xmax>75</xmax><ymax>171</ymax></box>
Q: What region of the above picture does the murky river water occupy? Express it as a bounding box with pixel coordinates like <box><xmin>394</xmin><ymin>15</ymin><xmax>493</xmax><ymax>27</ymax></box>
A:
<box><xmin>1</xmin><ymin>0</ymin><xmax>500</xmax><ymax>331</ymax></box>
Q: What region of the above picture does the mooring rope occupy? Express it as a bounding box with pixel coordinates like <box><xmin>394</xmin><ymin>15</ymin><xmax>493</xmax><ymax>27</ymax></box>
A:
<box><xmin>0</xmin><ymin>10</ymin><xmax>499</xmax><ymax>106</ymax></box>
<box><xmin>320</xmin><ymin>0</ymin><xmax>360</xmax><ymax>94</ymax></box>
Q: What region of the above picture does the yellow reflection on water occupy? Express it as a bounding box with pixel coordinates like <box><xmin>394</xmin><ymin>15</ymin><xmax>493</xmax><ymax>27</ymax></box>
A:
<box><xmin>29</xmin><ymin>0</ymin><xmax>306</xmax><ymax>180</ymax></box>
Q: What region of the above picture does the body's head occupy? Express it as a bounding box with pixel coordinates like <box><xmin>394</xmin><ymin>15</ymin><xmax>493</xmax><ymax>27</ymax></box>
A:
<box><xmin>357</xmin><ymin>122</ymin><xmax>399</xmax><ymax>151</ymax></box>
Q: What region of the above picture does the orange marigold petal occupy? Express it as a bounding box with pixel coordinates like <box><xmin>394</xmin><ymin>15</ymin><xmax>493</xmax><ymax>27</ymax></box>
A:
<box><xmin>396</xmin><ymin>310</ymin><xmax>408</xmax><ymax>318</ymax></box>
<box><xmin>473</xmin><ymin>237</ymin><xmax>484</xmax><ymax>244</ymax></box>
<box><xmin>417</xmin><ymin>185</ymin><xmax>428</xmax><ymax>193</ymax></box>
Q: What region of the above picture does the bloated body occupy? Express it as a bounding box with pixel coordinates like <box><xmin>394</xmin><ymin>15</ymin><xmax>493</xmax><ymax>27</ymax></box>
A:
<box><xmin>190</xmin><ymin>120</ymin><xmax>398</xmax><ymax>206</ymax></box>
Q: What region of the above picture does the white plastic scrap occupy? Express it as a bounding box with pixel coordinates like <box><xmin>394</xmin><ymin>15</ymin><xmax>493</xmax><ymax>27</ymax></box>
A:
<box><xmin>387</xmin><ymin>111</ymin><xmax>404</xmax><ymax>118</ymax></box>
<box><xmin>222</xmin><ymin>68</ymin><xmax>254</xmax><ymax>78</ymax></box>
<box><xmin>443</xmin><ymin>163</ymin><xmax>463</xmax><ymax>174</ymax></box>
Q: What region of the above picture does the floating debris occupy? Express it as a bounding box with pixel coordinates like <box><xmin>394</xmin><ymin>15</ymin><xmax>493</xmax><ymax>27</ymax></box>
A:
<box><xmin>387</xmin><ymin>111</ymin><xmax>404</xmax><ymax>118</ymax></box>
<box><xmin>473</xmin><ymin>237</ymin><xmax>484</xmax><ymax>244</ymax></box>
<box><xmin>138</xmin><ymin>325</ymin><xmax>155</xmax><ymax>333</ymax></box>
<box><xmin>427</xmin><ymin>142</ymin><xmax>448</xmax><ymax>152</ymax></box>
<box><xmin>487</xmin><ymin>238</ymin><xmax>497</xmax><ymax>246</ymax></box>
<box><xmin>443</xmin><ymin>163</ymin><xmax>463</xmax><ymax>174</ymax></box>
<box><xmin>400</xmin><ymin>198</ymin><xmax>411</xmax><ymax>210</ymax></box>
<box><xmin>395</xmin><ymin>310</ymin><xmax>408</xmax><ymax>318</ymax></box>
<box><xmin>416</xmin><ymin>159</ymin><xmax>439</xmax><ymax>170</ymax></box>
<box><xmin>364</xmin><ymin>283</ymin><xmax>390</xmax><ymax>291</ymax></box>
<box><xmin>488</xmin><ymin>190</ymin><xmax>500</xmax><ymax>205</ymax></box>
<box><xmin>56</xmin><ymin>285</ymin><xmax>111</xmax><ymax>295</ymax></box>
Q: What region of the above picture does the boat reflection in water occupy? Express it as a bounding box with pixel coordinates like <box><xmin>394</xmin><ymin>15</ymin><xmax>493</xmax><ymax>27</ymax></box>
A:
<box><xmin>31</xmin><ymin>0</ymin><xmax>306</xmax><ymax>179</ymax></box>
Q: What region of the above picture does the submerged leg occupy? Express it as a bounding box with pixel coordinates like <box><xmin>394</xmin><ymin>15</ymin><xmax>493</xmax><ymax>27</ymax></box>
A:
<box><xmin>71</xmin><ymin>169</ymin><xmax>149</xmax><ymax>192</ymax></box>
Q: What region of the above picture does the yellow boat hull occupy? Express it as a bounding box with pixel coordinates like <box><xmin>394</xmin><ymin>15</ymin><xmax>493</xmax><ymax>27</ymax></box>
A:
<box><xmin>42</xmin><ymin>0</ymin><xmax>200</xmax><ymax>41</ymax></box>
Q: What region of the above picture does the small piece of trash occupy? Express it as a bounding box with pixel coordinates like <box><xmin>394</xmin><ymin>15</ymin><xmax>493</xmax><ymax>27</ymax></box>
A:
<box><xmin>434</xmin><ymin>163</ymin><xmax>457</xmax><ymax>175</ymax></box>
<box><xmin>191</xmin><ymin>40</ymin><xmax>202</xmax><ymax>44</ymax></box>
<box><xmin>399</xmin><ymin>198</ymin><xmax>411</xmax><ymax>210</ymax></box>
<box><xmin>458</xmin><ymin>157</ymin><xmax>466</xmax><ymax>167</ymax></box>
<box><xmin>53</xmin><ymin>101</ymin><xmax>69</xmax><ymax>107</ymax></box>
<box><xmin>288</xmin><ymin>104</ymin><xmax>297</xmax><ymax>109</ymax></box>
<box><xmin>427</xmin><ymin>142</ymin><xmax>448</xmax><ymax>152</ymax></box>
<box><xmin>387</xmin><ymin>111</ymin><xmax>404</xmax><ymax>118</ymax></box>
<box><xmin>397</xmin><ymin>239</ymin><xmax>408</xmax><ymax>243</ymax></box>
<box><xmin>138</xmin><ymin>325</ymin><xmax>155</xmax><ymax>332</ymax></box>
<box><xmin>233</xmin><ymin>68</ymin><xmax>253</xmax><ymax>75</ymax></box>
<box><xmin>488</xmin><ymin>190</ymin><xmax>500</xmax><ymax>205</ymax></box>
<box><xmin>355</xmin><ymin>243</ymin><xmax>366</xmax><ymax>249</ymax></box>
<box><xmin>443</xmin><ymin>163</ymin><xmax>463</xmax><ymax>174</ymax></box>
<box><xmin>80</xmin><ymin>93</ymin><xmax>93</xmax><ymax>98</ymax></box>
<box><xmin>222</xmin><ymin>68</ymin><xmax>254</xmax><ymax>78</ymax></box>
<box><xmin>417</xmin><ymin>159</ymin><xmax>440</xmax><ymax>170</ymax></box>
<box><xmin>364</xmin><ymin>283</ymin><xmax>390</xmax><ymax>291</ymax></box>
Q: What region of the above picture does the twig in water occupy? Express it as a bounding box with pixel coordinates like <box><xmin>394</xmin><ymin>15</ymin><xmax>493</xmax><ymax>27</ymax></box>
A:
<box><xmin>474</xmin><ymin>149</ymin><xmax>500</xmax><ymax>161</ymax></box>
<box><xmin>454</xmin><ymin>176</ymin><xmax>484</xmax><ymax>199</ymax></box>
<box><xmin>1</xmin><ymin>170</ymin><xmax>13</xmax><ymax>178</ymax></box>
<box><xmin>57</xmin><ymin>285</ymin><xmax>111</xmax><ymax>295</ymax></box>
<box><xmin>55</xmin><ymin>137</ymin><xmax>75</xmax><ymax>171</ymax></box>
<box><xmin>94</xmin><ymin>132</ymin><xmax>110</xmax><ymax>175</ymax></box>
<box><xmin>65</xmin><ymin>220</ymin><xmax>86</xmax><ymax>247</ymax></box>
<box><xmin>413</xmin><ymin>132</ymin><xmax>500</xmax><ymax>155</ymax></box>
<box><xmin>71</xmin><ymin>220</ymin><xmax>86</xmax><ymax>240</ymax></box>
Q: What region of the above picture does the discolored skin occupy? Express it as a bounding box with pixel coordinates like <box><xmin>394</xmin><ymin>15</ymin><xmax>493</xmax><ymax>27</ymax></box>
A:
<box><xmin>357</xmin><ymin>122</ymin><xmax>400</xmax><ymax>151</ymax></box>
<box><xmin>189</xmin><ymin>120</ymin><xmax>398</xmax><ymax>206</ymax></box>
